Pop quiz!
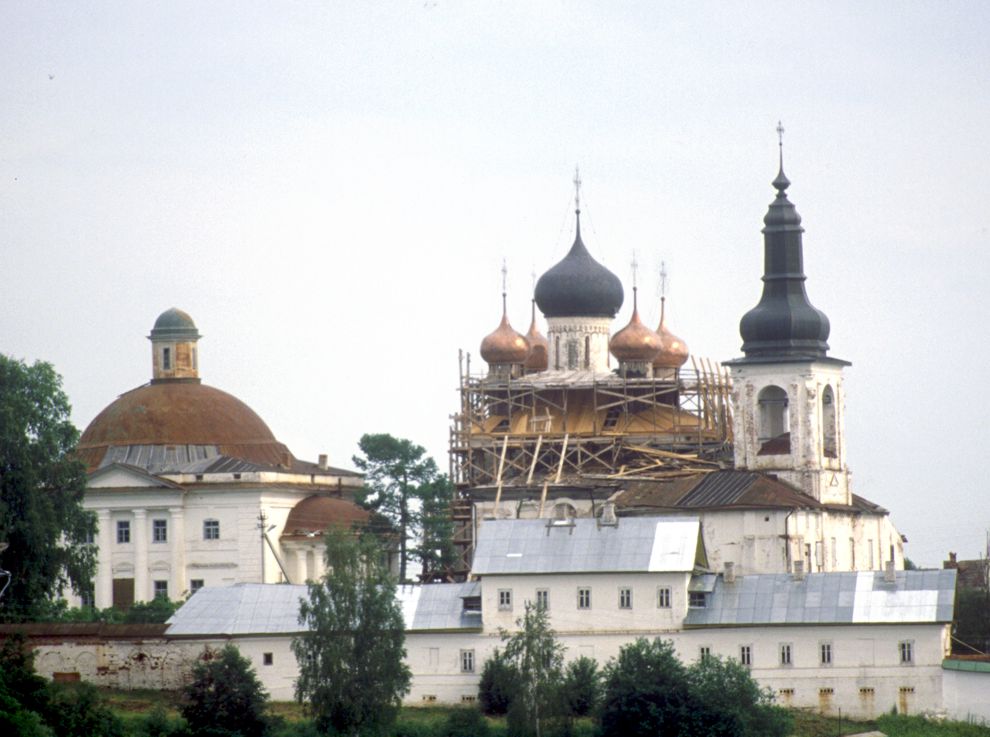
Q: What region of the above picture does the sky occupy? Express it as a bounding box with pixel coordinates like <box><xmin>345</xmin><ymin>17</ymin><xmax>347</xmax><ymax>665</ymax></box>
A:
<box><xmin>2</xmin><ymin>1</ymin><xmax>989</xmax><ymax>567</ymax></box>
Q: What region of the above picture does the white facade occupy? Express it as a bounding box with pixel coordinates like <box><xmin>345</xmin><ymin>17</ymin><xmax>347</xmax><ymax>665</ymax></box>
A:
<box><xmin>546</xmin><ymin>317</ymin><xmax>613</xmax><ymax>372</ymax></box>
<box><xmin>84</xmin><ymin>464</ymin><xmax>362</xmax><ymax>608</ymax></box>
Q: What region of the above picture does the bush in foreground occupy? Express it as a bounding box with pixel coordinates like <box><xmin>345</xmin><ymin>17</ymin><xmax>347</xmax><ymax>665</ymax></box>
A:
<box><xmin>181</xmin><ymin>644</ymin><xmax>270</xmax><ymax>737</ymax></box>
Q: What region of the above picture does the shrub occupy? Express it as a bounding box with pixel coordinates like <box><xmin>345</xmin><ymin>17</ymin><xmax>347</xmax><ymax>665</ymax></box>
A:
<box><xmin>685</xmin><ymin>654</ymin><xmax>791</xmax><ymax>737</ymax></box>
<box><xmin>478</xmin><ymin>648</ymin><xmax>516</xmax><ymax>716</ymax></box>
<box><xmin>181</xmin><ymin>644</ymin><xmax>269</xmax><ymax>737</ymax></box>
<box><xmin>44</xmin><ymin>682</ymin><xmax>126</xmax><ymax>737</ymax></box>
<box><xmin>443</xmin><ymin>706</ymin><xmax>490</xmax><ymax>737</ymax></box>
<box><xmin>560</xmin><ymin>657</ymin><xmax>601</xmax><ymax>718</ymax></box>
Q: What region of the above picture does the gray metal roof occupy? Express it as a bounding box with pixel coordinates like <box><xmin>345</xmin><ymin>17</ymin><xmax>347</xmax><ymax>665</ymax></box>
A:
<box><xmin>166</xmin><ymin>582</ymin><xmax>479</xmax><ymax>636</ymax></box>
<box><xmin>684</xmin><ymin>569</ymin><xmax>956</xmax><ymax>627</ymax></box>
<box><xmin>471</xmin><ymin>517</ymin><xmax>702</xmax><ymax>575</ymax></box>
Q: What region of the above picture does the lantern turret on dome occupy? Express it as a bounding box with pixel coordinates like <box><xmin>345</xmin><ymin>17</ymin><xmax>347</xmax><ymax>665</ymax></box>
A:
<box><xmin>523</xmin><ymin>299</ymin><xmax>549</xmax><ymax>373</ymax></box>
<box><xmin>534</xmin><ymin>170</ymin><xmax>624</xmax><ymax>372</ymax></box>
<box><xmin>480</xmin><ymin>291</ymin><xmax>530</xmax><ymax>380</ymax></box>
<box><xmin>149</xmin><ymin>307</ymin><xmax>202</xmax><ymax>382</ymax></box>
<box><xmin>610</xmin><ymin>285</ymin><xmax>663</xmax><ymax>378</ymax></box>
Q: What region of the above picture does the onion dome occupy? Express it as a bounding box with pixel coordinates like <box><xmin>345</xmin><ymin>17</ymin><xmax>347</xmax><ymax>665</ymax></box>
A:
<box><xmin>480</xmin><ymin>294</ymin><xmax>530</xmax><ymax>365</ymax></box>
<box><xmin>609</xmin><ymin>287</ymin><xmax>662</xmax><ymax>363</ymax></box>
<box><xmin>523</xmin><ymin>299</ymin><xmax>549</xmax><ymax>371</ymax></box>
<box><xmin>149</xmin><ymin>307</ymin><xmax>200</xmax><ymax>341</ymax></box>
<box><xmin>653</xmin><ymin>296</ymin><xmax>690</xmax><ymax>369</ymax></box>
<box><xmin>534</xmin><ymin>210</ymin><xmax>624</xmax><ymax>318</ymax></box>
<box><xmin>738</xmin><ymin>156</ymin><xmax>831</xmax><ymax>360</ymax></box>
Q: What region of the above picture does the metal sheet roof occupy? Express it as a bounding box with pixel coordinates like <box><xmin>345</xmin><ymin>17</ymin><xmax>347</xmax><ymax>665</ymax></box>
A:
<box><xmin>166</xmin><ymin>582</ymin><xmax>479</xmax><ymax>636</ymax></box>
<box><xmin>471</xmin><ymin>517</ymin><xmax>701</xmax><ymax>575</ymax></box>
<box><xmin>684</xmin><ymin>569</ymin><xmax>956</xmax><ymax>627</ymax></box>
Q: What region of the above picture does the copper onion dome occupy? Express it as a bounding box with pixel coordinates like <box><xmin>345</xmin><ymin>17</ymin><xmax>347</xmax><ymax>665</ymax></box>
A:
<box><xmin>523</xmin><ymin>299</ymin><xmax>549</xmax><ymax>371</ymax></box>
<box><xmin>609</xmin><ymin>287</ymin><xmax>663</xmax><ymax>363</ymax></box>
<box><xmin>653</xmin><ymin>296</ymin><xmax>690</xmax><ymax>369</ymax></box>
<box><xmin>480</xmin><ymin>294</ymin><xmax>530</xmax><ymax>365</ymax></box>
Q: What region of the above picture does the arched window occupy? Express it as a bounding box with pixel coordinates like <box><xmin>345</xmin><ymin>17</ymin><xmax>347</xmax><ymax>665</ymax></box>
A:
<box><xmin>554</xmin><ymin>336</ymin><xmax>560</xmax><ymax>370</ymax></box>
<box><xmin>584</xmin><ymin>336</ymin><xmax>591</xmax><ymax>369</ymax></box>
<box><xmin>567</xmin><ymin>340</ymin><xmax>579</xmax><ymax>370</ymax></box>
<box><xmin>757</xmin><ymin>385</ymin><xmax>789</xmax><ymax>454</ymax></box>
<box><xmin>822</xmin><ymin>385</ymin><xmax>838</xmax><ymax>458</ymax></box>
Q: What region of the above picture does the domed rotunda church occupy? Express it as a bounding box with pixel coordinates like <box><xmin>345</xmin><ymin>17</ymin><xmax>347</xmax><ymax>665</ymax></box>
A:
<box><xmin>77</xmin><ymin>308</ymin><xmax>367</xmax><ymax>609</ymax></box>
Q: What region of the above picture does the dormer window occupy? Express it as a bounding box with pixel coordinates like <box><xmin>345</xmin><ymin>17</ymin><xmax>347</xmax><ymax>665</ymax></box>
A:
<box><xmin>689</xmin><ymin>591</ymin><xmax>707</xmax><ymax>608</ymax></box>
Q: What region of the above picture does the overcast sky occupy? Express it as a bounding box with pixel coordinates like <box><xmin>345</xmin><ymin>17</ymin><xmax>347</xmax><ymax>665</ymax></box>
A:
<box><xmin>3</xmin><ymin>2</ymin><xmax>989</xmax><ymax>566</ymax></box>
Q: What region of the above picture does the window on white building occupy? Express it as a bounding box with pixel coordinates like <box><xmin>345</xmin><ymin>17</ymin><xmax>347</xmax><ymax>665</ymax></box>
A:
<box><xmin>657</xmin><ymin>587</ymin><xmax>671</xmax><ymax>608</ymax></box>
<box><xmin>203</xmin><ymin>519</ymin><xmax>220</xmax><ymax>540</ymax></box>
<box><xmin>536</xmin><ymin>589</ymin><xmax>549</xmax><ymax>610</ymax></box>
<box><xmin>80</xmin><ymin>588</ymin><xmax>95</xmax><ymax>609</ymax></box>
<box><xmin>779</xmin><ymin>643</ymin><xmax>792</xmax><ymax>666</ymax></box>
<box><xmin>152</xmin><ymin>519</ymin><xmax>167</xmax><ymax>543</ymax></box>
<box><xmin>699</xmin><ymin>646</ymin><xmax>711</xmax><ymax>662</ymax></box>
<box><xmin>153</xmin><ymin>580</ymin><xmax>168</xmax><ymax>599</ymax></box>
<box><xmin>460</xmin><ymin>649</ymin><xmax>475</xmax><ymax>673</ymax></box>
<box><xmin>822</xmin><ymin>385</ymin><xmax>837</xmax><ymax>458</ymax></box>
<box><xmin>577</xmin><ymin>587</ymin><xmax>591</xmax><ymax>610</ymax></box>
<box><xmin>619</xmin><ymin>587</ymin><xmax>632</xmax><ymax>609</ymax></box>
<box><xmin>84</xmin><ymin>528</ymin><xmax>95</xmax><ymax>544</ymax></box>
<box><xmin>263</xmin><ymin>653</ymin><xmax>273</xmax><ymax>666</ymax></box>
<box><xmin>117</xmin><ymin>520</ymin><xmax>130</xmax><ymax>544</ymax></box>
<box><xmin>740</xmin><ymin>645</ymin><xmax>752</xmax><ymax>667</ymax></box>
<box><xmin>190</xmin><ymin>579</ymin><xmax>204</xmax><ymax>593</ymax></box>
<box><xmin>820</xmin><ymin>641</ymin><xmax>833</xmax><ymax>666</ymax></box>
<box><xmin>850</xmin><ymin>538</ymin><xmax>856</xmax><ymax>569</ymax></box>
<box><xmin>498</xmin><ymin>589</ymin><xmax>512</xmax><ymax>611</ymax></box>
<box><xmin>757</xmin><ymin>385</ymin><xmax>789</xmax><ymax>449</ymax></box>
<box><xmin>899</xmin><ymin>640</ymin><xmax>913</xmax><ymax>664</ymax></box>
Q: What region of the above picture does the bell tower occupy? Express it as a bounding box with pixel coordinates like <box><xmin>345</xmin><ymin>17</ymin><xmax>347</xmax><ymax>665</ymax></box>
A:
<box><xmin>725</xmin><ymin>128</ymin><xmax>851</xmax><ymax>506</ymax></box>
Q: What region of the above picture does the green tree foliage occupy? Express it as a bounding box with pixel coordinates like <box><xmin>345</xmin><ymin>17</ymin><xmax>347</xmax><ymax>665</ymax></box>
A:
<box><xmin>500</xmin><ymin>602</ymin><xmax>566</xmax><ymax>737</ymax></box>
<box><xmin>352</xmin><ymin>433</ymin><xmax>453</xmax><ymax>582</ymax></box>
<box><xmin>181</xmin><ymin>644</ymin><xmax>270</xmax><ymax>737</ymax></box>
<box><xmin>44</xmin><ymin>682</ymin><xmax>125</xmax><ymax>737</ymax></box>
<box><xmin>600</xmin><ymin>638</ymin><xmax>692</xmax><ymax>737</ymax></box>
<box><xmin>442</xmin><ymin>706</ymin><xmax>490</xmax><ymax>737</ymax></box>
<box><xmin>478</xmin><ymin>647</ymin><xmax>515</xmax><ymax>716</ymax></box>
<box><xmin>0</xmin><ymin>355</ymin><xmax>96</xmax><ymax>620</ymax></box>
<box><xmin>293</xmin><ymin>525</ymin><xmax>411</xmax><ymax>736</ymax></box>
<box><xmin>685</xmin><ymin>654</ymin><xmax>791</xmax><ymax>737</ymax></box>
<box><xmin>954</xmin><ymin>587</ymin><xmax>990</xmax><ymax>654</ymax></box>
<box><xmin>0</xmin><ymin>634</ymin><xmax>50</xmax><ymax>731</ymax></box>
<box><xmin>560</xmin><ymin>656</ymin><xmax>601</xmax><ymax>718</ymax></box>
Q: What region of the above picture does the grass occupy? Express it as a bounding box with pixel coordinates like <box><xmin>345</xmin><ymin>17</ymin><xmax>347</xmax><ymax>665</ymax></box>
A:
<box><xmin>89</xmin><ymin>689</ymin><xmax>990</xmax><ymax>737</ymax></box>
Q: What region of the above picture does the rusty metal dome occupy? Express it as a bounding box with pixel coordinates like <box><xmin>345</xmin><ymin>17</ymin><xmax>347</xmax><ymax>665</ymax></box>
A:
<box><xmin>653</xmin><ymin>297</ymin><xmax>690</xmax><ymax>369</ymax></box>
<box><xmin>609</xmin><ymin>287</ymin><xmax>663</xmax><ymax>363</ymax></box>
<box><xmin>523</xmin><ymin>300</ymin><xmax>549</xmax><ymax>371</ymax></box>
<box><xmin>480</xmin><ymin>295</ymin><xmax>530</xmax><ymax>365</ymax></box>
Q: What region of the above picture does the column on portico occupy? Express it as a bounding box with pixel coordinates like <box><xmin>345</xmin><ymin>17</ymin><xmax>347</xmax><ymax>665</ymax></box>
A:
<box><xmin>133</xmin><ymin>509</ymin><xmax>148</xmax><ymax>602</ymax></box>
<box><xmin>96</xmin><ymin>509</ymin><xmax>113</xmax><ymax>608</ymax></box>
<box><xmin>169</xmin><ymin>506</ymin><xmax>185</xmax><ymax>598</ymax></box>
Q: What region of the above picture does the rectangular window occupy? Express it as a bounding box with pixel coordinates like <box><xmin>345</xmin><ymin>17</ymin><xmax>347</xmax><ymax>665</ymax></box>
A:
<box><xmin>850</xmin><ymin>538</ymin><xmax>856</xmax><ymax>569</ymax></box>
<box><xmin>740</xmin><ymin>645</ymin><xmax>752</xmax><ymax>667</ymax></box>
<box><xmin>536</xmin><ymin>589</ymin><xmax>549</xmax><ymax>610</ymax></box>
<box><xmin>203</xmin><ymin>519</ymin><xmax>220</xmax><ymax>540</ymax></box>
<box><xmin>153</xmin><ymin>580</ymin><xmax>168</xmax><ymax>599</ymax></box>
<box><xmin>263</xmin><ymin>652</ymin><xmax>273</xmax><ymax>666</ymax></box>
<box><xmin>152</xmin><ymin>519</ymin><xmax>167</xmax><ymax>543</ymax></box>
<box><xmin>190</xmin><ymin>579</ymin><xmax>204</xmax><ymax>593</ymax></box>
<box><xmin>162</xmin><ymin>347</ymin><xmax>171</xmax><ymax>370</ymax></box>
<box><xmin>657</xmin><ymin>587</ymin><xmax>671</xmax><ymax>608</ymax></box>
<box><xmin>117</xmin><ymin>520</ymin><xmax>130</xmax><ymax>544</ymax></box>
<box><xmin>460</xmin><ymin>649</ymin><xmax>475</xmax><ymax>673</ymax></box>
<box><xmin>820</xmin><ymin>641</ymin><xmax>833</xmax><ymax>666</ymax></box>
<box><xmin>689</xmin><ymin>591</ymin><xmax>707</xmax><ymax>608</ymax></box>
<box><xmin>779</xmin><ymin>643</ymin><xmax>792</xmax><ymax>666</ymax></box>
<box><xmin>699</xmin><ymin>646</ymin><xmax>711</xmax><ymax>661</ymax></box>
<box><xmin>498</xmin><ymin>589</ymin><xmax>512</xmax><ymax>611</ymax></box>
<box><xmin>80</xmin><ymin>589</ymin><xmax>95</xmax><ymax>609</ymax></box>
<box><xmin>899</xmin><ymin>640</ymin><xmax>913</xmax><ymax>664</ymax></box>
<box><xmin>84</xmin><ymin>528</ymin><xmax>95</xmax><ymax>545</ymax></box>
<box><xmin>619</xmin><ymin>587</ymin><xmax>632</xmax><ymax>609</ymax></box>
<box><xmin>577</xmin><ymin>587</ymin><xmax>591</xmax><ymax>609</ymax></box>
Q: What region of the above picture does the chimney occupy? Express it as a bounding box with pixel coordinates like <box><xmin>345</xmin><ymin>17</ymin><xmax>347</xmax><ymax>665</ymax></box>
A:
<box><xmin>944</xmin><ymin>552</ymin><xmax>958</xmax><ymax>569</ymax></box>
<box><xmin>318</xmin><ymin>454</ymin><xmax>328</xmax><ymax>470</ymax></box>
<box><xmin>598</xmin><ymin>502</ymin><xmax>618</xmax><ymax>527</ymax></box>
<box><xmin>884</xmin><ymin>560</ymin><xmax>896</xmax><ymax>583</ymax></box>
<box><xmin>792</xmin><ymin>560</ymin><xmax>805</xmax><ymax>581</ymax></box>
<box><xmin>724</xmin><ymin>561</ymin><xmax>736</xmax><ymax>584</ymax></box>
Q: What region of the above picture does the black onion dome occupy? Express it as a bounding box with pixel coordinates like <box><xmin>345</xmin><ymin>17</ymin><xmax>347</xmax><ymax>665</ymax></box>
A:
<box><xmin>738</xmin><ymin>165</ymin><xmax>830</xmax><ymax>359</ymax></box>
<box><xmin>535</xmin><ymin>213</ymin><xmax>624</xmax><ymax>318</ymax></box>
